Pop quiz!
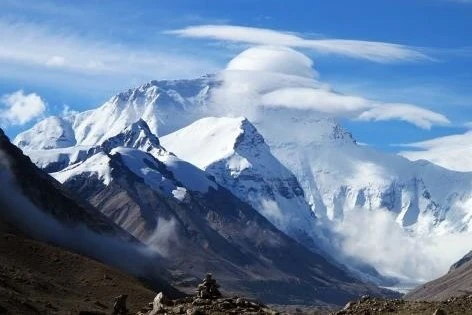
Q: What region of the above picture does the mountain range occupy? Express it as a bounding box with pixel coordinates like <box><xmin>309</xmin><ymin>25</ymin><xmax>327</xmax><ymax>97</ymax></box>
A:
<box><xmin>11</xmin><ymin>75</ymin><xmax>472</xmax><ymax>300</ymax></box>
<box><xmin>1</xmin><ymin>124</ymin><xmax>394</xmax><ymax>306</ymax></box>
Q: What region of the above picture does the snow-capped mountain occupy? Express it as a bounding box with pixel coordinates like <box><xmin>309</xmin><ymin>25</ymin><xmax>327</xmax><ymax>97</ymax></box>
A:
<box><xmin>17</xmin><ymin>120</ymin><xmax>395</xmax><ymax>305</ymax></box>
<box><xmin>48</xmin><ymin>119</ymin><xmax>217</xmax><ymax>205</ymax></box>
<box><xmin>161</xmin><ymin>116</ymin><xmax>319</xmax><ymax>248</ymax></box>
<box><xmin>14</xmin><ymin>76</ymin><xmax>472</xmax><ymax>283</ymax></box>
<box><xmin>14</xmin><ymin>116</ymin><xmax>76</xmax><ymax>151</ymax></box>
<box><xmin>254</xmin><ymin>108</ymin><xmax>472</xmax><ymax>235</ymax></box>
<box><xmin>74</xmin><ymin>77</ymin><xmax>214</xmax><ymax>146</ymax></box>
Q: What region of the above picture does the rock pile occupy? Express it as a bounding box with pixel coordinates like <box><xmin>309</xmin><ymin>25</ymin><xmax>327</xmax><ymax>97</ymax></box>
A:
<box><xmin>138</xmin><ymin>274</ymin><xmax>278</xmax><ymax>315</ymax></box>
<box><xmin>196</xmin><ymin>273</ymin><xmax>221</xmax><ymax>299</ymax></box>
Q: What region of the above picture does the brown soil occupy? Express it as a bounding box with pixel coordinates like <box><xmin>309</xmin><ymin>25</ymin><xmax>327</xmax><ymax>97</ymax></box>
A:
<box><xmin>0</xmin><ymin>231</ymin><xmax>156</xmax><ymax>314</ymax></box>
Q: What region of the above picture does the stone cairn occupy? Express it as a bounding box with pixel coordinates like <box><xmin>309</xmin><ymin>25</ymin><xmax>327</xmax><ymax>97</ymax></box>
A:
<box><xmin>137</xmin><ymin>273</ymin><xmax>277</xmax><ymax>314</ymax></box>
<box><xmin>196</xmin><ymin>273</ymin><xmax>222</xmax><ymax>299</ymax></box>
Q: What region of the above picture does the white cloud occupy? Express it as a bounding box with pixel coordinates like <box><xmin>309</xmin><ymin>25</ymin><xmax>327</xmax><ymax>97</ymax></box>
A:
<box><xmin>399</xmin><ymin>131</ymin><xmax>472</xmax><ymax>172</ymax></box>
<box><xmin>0</xmin><ymin>90</ymin><xmax>46</xmax><ymax>125</ymax></box>
<box><xmin>169</xmin><ymin>25</ymin><xmax>430</xmax><ymax>63</ymax></box>
<box><xmin>145</xmin><ymin>217</ymin><xmax>179</xmax><ymax>258</ymax></box>
<box><xmin>357</xmin><ymin>103</ymin><xmax>450</xmax><ymax>129</ymax></box>
<box><xmin>333</xmin><ymin>207</ymin><xmax>472</xmax><ymax>282</ymax></box>
<box><xmin>0</xmin><ymin>19</ymin><xmax>218</xmax><ymax>82</ymax></box>
<box><xmin>210</xmin><ymin>46</ymin><xmax>447</xmax><ymax>129</ymax></box>
<box><xmin>259</xmin><ymin>199</ymin><xmax>285</xmax><ymax>225</ymax></box>
<box><xmin>45</xmin><ymin>55</ymin><xmax>66</xmax><ymax>67</ymax></box>
<box><xmin>226</xmin><ymin>46</ymin><xmax>317</xmax><ymax>78</ymax></box>
<box><xmin>261</xmin><ymin>88</ymin><xmax>370</xmax><ymax>113</ymax></box>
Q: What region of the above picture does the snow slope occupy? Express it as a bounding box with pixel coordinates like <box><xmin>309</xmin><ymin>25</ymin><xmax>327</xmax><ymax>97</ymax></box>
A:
<box><xmin>73</xmin><ymin>77</ymin><xmax>213</xmax><ymax>145</ymax></box>
<box><xmin>193</xmin><ymin>106</ymin><xmax>468</xmax><ymax>237</ymax></box>
<box><xmin>48</xmin><ymin>120</ymin><xmax>217</xmax><ymax>202</ymax></box>
<box><xmin>161</xmin><ymin>116</ymin><xmax>318</xmax><ymax>246</ymax></box>
<box><xmin>14</xmin><ymin>116</ymin><xmax>76</xmax><ymax>150</ymax></box>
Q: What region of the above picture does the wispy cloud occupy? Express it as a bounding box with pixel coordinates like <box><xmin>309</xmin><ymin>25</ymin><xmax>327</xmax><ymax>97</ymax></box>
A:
<box><xmin>0</xmin><ymin>90</ymin><xmax>46</xmax><ymax>126</ymax></box>
<box><xmin>168</xmin><ymin>25</ymin><xmax>431</xmax><ymax>63</ymax></box>
<box><xmin>211</xmin><ymin>46</ymin><xmax>448</xmax><ymax>129</ymax></box>
<box><xmin>0</xmin><ymin>19</ymin><xmax>218</xmax><ymax>83</ymax></box>
<box><xmin>358</xmin><ymin>103</ymin><xmax>450</xmax><ymax>129</ymax></box>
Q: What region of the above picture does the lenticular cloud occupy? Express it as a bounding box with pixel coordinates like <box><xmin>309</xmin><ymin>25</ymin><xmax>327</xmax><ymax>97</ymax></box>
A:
<box><xmin>226</xmin><ymin>46</ymin><xmax>317</xmax><ymax>79</ymax></box>
<box><xmin>210</xmin><ymin>45</ymin><xmax>448</xmax><ymax>129</ymax></box>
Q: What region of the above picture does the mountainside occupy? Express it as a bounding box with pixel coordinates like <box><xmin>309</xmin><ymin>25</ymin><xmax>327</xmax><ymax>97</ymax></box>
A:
<box><xmin>161</xmin><ymin>116</ymin><xmax>320</xmax><ymax>250</ymax></box>
<box><xmin>14</xmin><ymin>76</ymin><xmax>472</xmax><ymax>284</ymax></box>
<box><xmin>28</xmin><ymin>120</ymin><xmax>395</xmax><ymax>305</ymax></box>
<box><xmin>0</xmin><ymin>231</ymin><xmax>156</xmax><ymax>314</ymax></box>
<box><xmin>0</xmin><ymin>128</ymin><xmax>183</xmax><ymax>299</ymax></box>
<box><xmin>0</xmin><ymin>128</ymin><xmax>129</xmax><ymax>238</ymax></box>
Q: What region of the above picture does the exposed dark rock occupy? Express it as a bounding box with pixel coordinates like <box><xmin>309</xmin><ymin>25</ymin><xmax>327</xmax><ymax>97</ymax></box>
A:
<box><xmin>196</xmin><ymin>273</ymin><xmax>221</xmax><ymax>299</ymax></box>
<box><xmin>112</xmin><ymin>294</ymin><xmax>129</xmax><ymax>315</ymax></box>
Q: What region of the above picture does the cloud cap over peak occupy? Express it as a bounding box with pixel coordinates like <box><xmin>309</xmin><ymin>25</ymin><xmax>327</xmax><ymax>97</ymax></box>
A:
<box><xmin>226</xmin><ymin>46</ymin><xmax>317</xmax><ymax>79</ymax></box>
<box><xmin>211</xmin><ymin>46</ymin><xmax>447</xmax><ymax>129</ymax></box>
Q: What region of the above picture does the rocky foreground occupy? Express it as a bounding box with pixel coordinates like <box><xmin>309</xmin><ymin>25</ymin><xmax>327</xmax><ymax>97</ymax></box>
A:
<box><xmin>131</xmin><ymin>294</ymin><xmax>472</xmax><ymax>315</ymax></box>
<box><xmin>136</xmin><ymin>295</ymin><xmax>278</xmax><ymax>315</ymax></box>
<box><xmin>107</xmin><ymin>274</ymin><xmax>472</xmax><ymax>315</ymax></box>
<box><xmin>132</xmin><ymin>274</ymin><xmax>278</xmax><ymax>315</ymax></box>
<box><xmin>332</xmin><ymin>295</ymin><xmax>472</xmax><ymax>315</ymax></box>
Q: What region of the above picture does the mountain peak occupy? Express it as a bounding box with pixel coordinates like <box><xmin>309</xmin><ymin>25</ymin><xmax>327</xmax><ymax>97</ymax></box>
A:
<box><xmin>234</xmin><ymin>117</ymin><xmax>269</xmax><ymax>152</ymax></box>
<box><xmin>13</xmin><ymin>116</ymin><xmax>76</xmax><ymax>151</ymax></box>
<box><xmin>101</xmin><ymin>119</ymin><xmax>162</xmax><ymax>154</ymax></box>
<box><xmin>161</xmin><ymin>116</ymin><xmax>267</xmax><ymax>170</ymax></box>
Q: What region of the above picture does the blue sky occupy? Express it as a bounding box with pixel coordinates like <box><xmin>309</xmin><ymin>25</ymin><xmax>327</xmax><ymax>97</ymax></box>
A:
<box><xmin>1</xmin><ymin>0</ymin><xmax>471</xmax><ymax>151</ymax></box>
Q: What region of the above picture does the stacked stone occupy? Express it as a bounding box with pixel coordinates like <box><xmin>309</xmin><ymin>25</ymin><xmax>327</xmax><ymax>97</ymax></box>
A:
<box><xmin>196</xmin><ymin>273</ymin><xmax>222</xmax><ymax>299</ymax></box>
